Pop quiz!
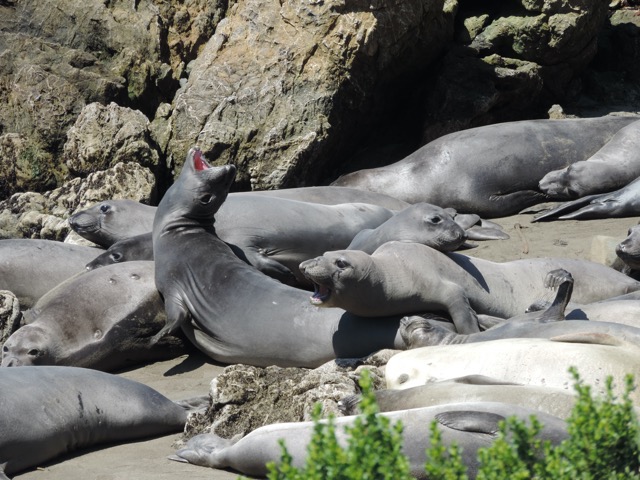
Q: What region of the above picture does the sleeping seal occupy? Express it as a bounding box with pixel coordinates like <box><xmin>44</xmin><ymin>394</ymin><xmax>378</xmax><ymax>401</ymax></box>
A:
<box><xmin>332</xmin><ymin>116</ymin><xmax>638</xmax><ymax>217</ymax></box>
<box><xmin>0</xmin><ymin>366</ymin><xmax>204</xmax><ymax>478</ymax></box>
<box><xmin>151</xmin><ymin>148</ymin><xmax>406</xmax><ymax>368</ymax></box>
<box><xmin>169</xmin><ymin>401</ymin><xmax>567</xmax><ymax>479</ymax></box>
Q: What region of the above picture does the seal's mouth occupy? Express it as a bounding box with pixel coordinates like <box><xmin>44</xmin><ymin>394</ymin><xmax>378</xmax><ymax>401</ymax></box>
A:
<box><xmin>310</xmin><ymin>282</ymin><xmax>332</xmax><ymax>305</ymax></box>
<box><xmin>193</xmin><ymin>149</ymin><xmax>211</xmax><ymax>171</ymax></box>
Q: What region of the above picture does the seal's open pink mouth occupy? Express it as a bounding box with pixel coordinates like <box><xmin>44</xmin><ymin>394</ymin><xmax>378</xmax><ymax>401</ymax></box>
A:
<box><xmin>193</xmin><ymin>149</ymin><xmax>211</xmax><ymax>171</ymax></box>
<box><xmin>310</xmin><ymin>283</ymin><xmax>331</xmax><ymax>305</ymax></box>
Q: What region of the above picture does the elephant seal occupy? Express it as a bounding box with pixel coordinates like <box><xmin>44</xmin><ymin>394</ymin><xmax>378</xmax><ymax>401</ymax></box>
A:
<box><xmin>539</xmin><ymin>119</ymin><xmax>640</xmax><ymax>199</ymax></box>
<box><xmin>171</xmin><ymin>401</ymin><xmax>567</xmax><ymax>478</ymax></box>
<box><xmin>331</xmin><ymin>116</ymin><xmax>638</xmax><ymax>217</ymax></box>
<box><xmin>338</xmin><ymin>375</ymin><xmax>577</xmax><ymax>420</ymax></box>
<box><xmin>532</xmin><ymin>176</ymin><xmax>640</xmax><ymax>222</ymax></box>
<box><xmin>85</xmin><ymin>232</ymin><xmax>154</xmax><ymax>270</ymax></box>
<box><xmin>69</xmin><ymin>199</ymin><xmax>156</xmax><ymax>247</ymax></box>
<box><xmin>616</xmin><ymin>223</ymin><xmax>640</xmax><ymax>276</ymax></box>
<box><xmin>1</xmin><ymin>261</ymin><xmax>187</xmax><ymax>371</ymax></box>
<box><xmin>385</xmin><ymin>336</ymin><xmax>640</xmax><ymax>405</ymax></box>
<box><xmin>151</xmin><ymin>148</ymin><xmax>406</xmax><ymax>368</ymax></box>
<box><xmin>0</xmin><ymin>239</ymin><xmax>102</xmax><ymax>309</ymax></box>
<box><xmin>0</xmin><ymin>365</ymin><xmax>205</xmax><ymax>478</ymax></box>
<box><xmin>346</xmin><ymin>203</ymin><xmax>467</xmax><ymax>254</ymax></box>
<box><xmin>298</xmin><ymin>242</ymin><xmax>640</xmax><ymax>333</ymax></box>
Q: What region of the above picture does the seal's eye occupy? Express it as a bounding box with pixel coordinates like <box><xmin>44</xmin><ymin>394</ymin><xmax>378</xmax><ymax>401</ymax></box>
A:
<box><xmin>430</xmin><ymin>215</ymin><xmax>442</xmax><ymax>224</ymax></box>
<box><xmin>99</xmin><ymin>204</ymin><xmax>111</xmax><ymax>214</ymax></box>
<box><xmin>27</xmin><ymin>349</ymin><xmax>41</xmax><ymax>357</ymax></box>
<box><xmin>110</xmin><ymin>252</ymin><xmax>123</xmax><ymax>262</ymax></box>
<box><xmin>200</xmin><ymin>194</ymin><xmax>213</xmax><ymax>205</ymax></box>
<box><xmin>2</xmin><ymin>345</ymin><xmax>7</xmax><ymax>353</ymax></box>
<box><xmin>335</xmin><ymin>258</ymin><xmax>350</xmax><ymax>269</ymax></box>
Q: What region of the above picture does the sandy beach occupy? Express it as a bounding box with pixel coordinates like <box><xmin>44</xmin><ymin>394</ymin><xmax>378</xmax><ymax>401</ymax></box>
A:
<box><xmin>12</xmin><ymin>207</ymin><xmax>640</xmax><ymax>480</ymax></box>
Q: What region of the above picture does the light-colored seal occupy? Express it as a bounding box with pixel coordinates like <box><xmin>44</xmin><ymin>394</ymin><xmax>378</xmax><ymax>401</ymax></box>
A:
<box><xmin>338</xmin><ymin>375</ymin><xmax>577</xmax><ymax>420</ymax></box>
<box><xmin>1</xmin><ymin>261</ymin><xmax>187</xmax><ymax>371</ymax></box>
<box><xmin>151</xmin><ymin>148</ymin><xmax>406</xmax><ymax>368</ymax></box>
<box><xmin>0</xmin><ymin>365</ymin><xmax>205</xmax><ymax>478</ymax></box>
<box><xmin>532</xmin><ymin>176</ymin><xmax>640</xmax><ymax>222</ymax></box>
<box><xmin>616</xmin><ymin>223</ymin><xmax>640</xmax><ymax>273</ymax></box>
<box><xmin>346</xmin><ymin>203</ymin><xmax>467</xmax><ymax>254</ymax></box>
<box><xmin>539</xmin><ymin>119</ymin><xmax>640</xmax><ymax>199</ymax></box>
<box><xmin>331</xmin><ymin>116</ymin><xmax>638</xmax><ymax>217</ymax></box>
<box><xmin>170</xmin><ymin>401</ymin><xmax>567</xmax><ymax>479</ymax></box>
<box><xmin>385</xmin><ymin>336</ymin><xmax>640</xmax><ymax>404</ymax></box>
<box><xmin>298</xmin><ymin>242</ymin><xmax>640</xmax><ymax>334</ymax></box>
<box><xmin>0</xmin><ymin>239</ymin><xmax>102</xmax><ymax>309</ymax></box>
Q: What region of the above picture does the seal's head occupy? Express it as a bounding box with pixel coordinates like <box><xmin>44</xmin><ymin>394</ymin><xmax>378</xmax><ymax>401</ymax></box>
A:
<box><xmin>393</xmin><ymin>203</ymin><xmax>467</xmax><ymax>251</ymax></box>
<box><xmin>616</xmin><ymin>224</ymin><xmax>640</xmax><ymax>270</ymax></box>
<box><xmin>299</xmin><ymin>250</ymin><xmax>375</xmax><ymax>310</ymax></box>
<box><xmin>157</xmin><ymin>148</ymin><xmax>237</xmax><ymax>229</ymax></box>
<box><xmin>1</xmin><ymin>325</ymin><xmax>55</xmax><ymax>367</ymax></box>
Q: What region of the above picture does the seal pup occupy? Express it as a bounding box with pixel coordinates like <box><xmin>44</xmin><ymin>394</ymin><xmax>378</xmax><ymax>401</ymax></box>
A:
<box><xmin>1</xmin><ymin>261</ymin><xmax>187</xmax><ymax>372</ymax></box>
<box><xmin>539</xmin><ymin>118</ymin><xmax>640</xmax><ymax>199</ymax></box>
<box><xmin>298</xmin><ymin>242</ymin><xmax>640</xmax><ymax>333</ymax></box>
<box><xmin>331</xmin><ymin>116</ymin><xmax>638</xmax><ymax>217</ymax></box>
<box><xmin>151</xmin><ymin>148</ymin><xmax>406</xmax><ymax>368</ymax></box>
<box><xmin>346</xmin><ymin>203</ymin><xmax>468</xmax><ymax>254</ymax></box>
<box><xmin>169</xmin><ymin>401</ymin><xmax>568</xmax><ymax>479</ymax></box>
<box><xmin>0</xmin><ymin>239</ymin><xmax>102</xmax><ymax>309</ymax></box>
<box><xmin>85</xmin><ymin>232</ymin><xmax>154</xmax><ymax>270</ymax></box>
<box><xmin>338</xmin><ymin>375</ymin><xmax>577</xmax><ymax>420</ymax></box>
<box><xmin>532</xmin><ymin>176</ymin><xmax>640</xmax><ymax>222</ymax></box>
<box><xmin>0</xmin><ymin>365</ymin><xmax>205</xmax><ymax>478</ymax></box>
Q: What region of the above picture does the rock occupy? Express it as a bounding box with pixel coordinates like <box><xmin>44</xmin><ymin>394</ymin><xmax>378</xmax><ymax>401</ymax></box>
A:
<box><xmin>0</xmin><ymin>134</ymin><xmax>57</xmax><ymax>198</ymax></box>
<box><xmin>166</xmin><ymin>0</ymin><xmax>458</xmax><ymax>190</ymax></box>
<box><xmin>421</xmin><ymin>0</ymin><xmax>609</xmax><ymax>142</ymax></box>
<box><xmin>63</xmin><ymin>102</ymin><xmax>161</xmax><ymax>177</ymax></box>
<box><xmin>0</xmin><ymin>162</ymin><xmax>156</xmax><ymax>240</ymax></box>
<box><xmin>0</xmin><ymin>290</ymin><xmax>22</xmax><ymax>346</ymax></box>
<box><xmin>182</xmin><ymin>351</ymin><xmax>396</xmax><ymax>441</ymax></box>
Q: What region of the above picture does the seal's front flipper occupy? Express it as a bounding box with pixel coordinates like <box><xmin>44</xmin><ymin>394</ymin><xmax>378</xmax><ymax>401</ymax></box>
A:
<box><xmin>169</xmin><ymin>433</ymin><xmax>237</xmax><ymax>468</ymax></box>
<box><xmin>435</xmin><ymin>410</ymin><xmax>502</xmax><ymax>436</ymax></box>
<box><xmin>244</xmin><ymin>249</ymin><xmax>298</xmax><ymax>285</ymax></box>
<box><xmin>152</xmin><ymin>295</ymin><xmax>190</xmax><ymax>344</ymax></box>
<box><xmin>531</xmin><ymin>194</ymin><xmax>603</xmax><ymax>222</ymax></box>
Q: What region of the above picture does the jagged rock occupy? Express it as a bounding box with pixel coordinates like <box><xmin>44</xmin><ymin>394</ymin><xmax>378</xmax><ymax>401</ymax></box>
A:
<box><xmin>421</xmin><ymin>0</ymin><xmax>609</xmax><ymax>142</ymax></box>
<box><xmin>0</xmin><ymin>290</ymin><xmax>22</xmax><ymax>346</ymax></box>
<box><xmin>166</xmin><ymin>0</ymin><xmax>458</xmax><ymax>190</ymax></box>
<box><xmin>0</xmin><ymin>162</ymin><xmax>155</xmax><ymax>240</ymax></box>
<box><xmin>0</xmin><ymin>134</ymin><xmax>57</xmax><ymax>198</ymax></box>
<box><xmin>182</xmin><ymin>350</ymin><xmax>397</xmax><ymax>441</ymax></box>
<box><xmin>63</xmin><ymin>102</ymin><xmax>161</xmax><ymax>177</ymax></box>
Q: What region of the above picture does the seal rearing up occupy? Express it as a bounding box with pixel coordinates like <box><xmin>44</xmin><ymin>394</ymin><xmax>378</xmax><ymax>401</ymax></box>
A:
<box><xmin>152</xmin><ymin>148</ymin><xmax>405</xmax><ymax>368</ymax></box>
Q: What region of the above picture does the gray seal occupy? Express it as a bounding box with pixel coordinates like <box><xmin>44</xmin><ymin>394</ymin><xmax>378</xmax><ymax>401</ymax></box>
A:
<box><xmin>169</xmin><ymin>401</ymin><xmax>567</xmax><ymax>479</ymax></box>
<box><xmin>539</xmin><ymin>119</ymin><xmax>640</xmax><ymax>199</ymax></box>
<box><xmin>1</xmin><ymin>261</ymin><xmax>187</xmax><ymax>371</ymax></box>
<box><xmin>616</xmin><ymin>223</ymin><xmax>640</xmax><ymax>274</ymax></box>
<box><xmin>0</xmin><ymin>365</ymin><xmax>204</xmax><ymax>478</ymax></box>
<box><xmin>331</xmin><ymin>116</ymin><xmax>638</xmax><ymax>217</ymax></box>
<box><xmin>533</xmin><ymin>176</ymin><xmax>640</xmax><ymax>222</ymax></box>
<box><xmin>151</xmin><ymin>148</ymin><xmax>406</xmax><ymax>368</ymax></box>
<box><xmin>298</xmin><ymin>242</ymin><xmax>640</xmax><ymax>334</ymax></box>
<box><xmin>0</xmin><ymin>239</ymin><xmax>102</xmax><ymax>309</ymax></box>
<box><xmin>338</xmin><ymin>375</ymin><xmax>577</xmax><ymax>420</ymax></box>
<box><xmin>347</xmin><ymin>203</ymin><xmax>467</xmax><ymax>254</ymax></box>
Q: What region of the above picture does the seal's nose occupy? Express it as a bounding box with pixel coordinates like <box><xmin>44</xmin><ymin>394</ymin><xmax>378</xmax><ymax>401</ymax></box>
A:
<box><xmin>1</xmin><ymin>356</ymin><xmax>21</xmax><ymax>367</ymax></box>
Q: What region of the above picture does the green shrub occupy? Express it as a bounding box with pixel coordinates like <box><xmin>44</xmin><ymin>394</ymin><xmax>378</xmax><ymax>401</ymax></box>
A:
<box><xmin>262</xmin><ymin>367</ymin><xmax>640</xmax><ymax>480</ymax></box>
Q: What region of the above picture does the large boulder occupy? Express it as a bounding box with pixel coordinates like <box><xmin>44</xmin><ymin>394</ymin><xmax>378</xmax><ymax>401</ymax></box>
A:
<box><xmin>166</xmin><ymin>0</ymin><xmax>458</xmax><ymax>190</ymax></box>
<box><xmin>420</xmin><ymin>0</ymin><xmax>609</xmax><ymax>142</ymax></box>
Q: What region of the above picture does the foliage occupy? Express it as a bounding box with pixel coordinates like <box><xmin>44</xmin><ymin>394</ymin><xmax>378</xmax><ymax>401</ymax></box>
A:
<box><xmin>259</xmin><ymin>367</ymin><xmax>640</xmax><ymax>480</ymax></box>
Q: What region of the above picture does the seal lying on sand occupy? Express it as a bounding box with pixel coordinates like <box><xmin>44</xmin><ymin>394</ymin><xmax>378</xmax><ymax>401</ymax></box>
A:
<box><xmin>0</xmin><ymin>239</ymin><xmax>102</xmax><ymax>309</ymax></box>
<box><xmin>151</xmin><ymin>148</ymin><xmax>406</xmax><ymax>368</ymax></box>
<box><xmin>1</xmin><ymin>261</ymin><xmax>187</xmax><ymax>371</ymax></box>
<box><xmin>533</xmin><ymin>176</ymin><xmax>640</xmax><ymax>222</ymax></box>
<box><xmin>0</xmin><ymin>366</ymin><xmax>206</xmax><ymax>479</ymax></box>
<box><xmin>539</xmin><ymin>118</ymin><xmax>640</xmax><ymax>199</ymax></box>
<box><xmin>169</xmin><ymin>401</ymin><xmax>568</xmax><ymax>479</ymax></box>
<box><xmin>298</xmin><ymin>242</ymin><xmax>640</xmax><ymax>333</ymax></box>
<box><xmin>338</xmin><ymin>375</ymin><xmax>577</xmax><ymax>420</ymax></box>
<box><xmin>331</xmin><ymin>116</ymin><xmax>638</xmax><ymax>217</ymax></box>
<box><xmin>400</xmin><ymin>269</ymin><xmax>640</xmax><ymax>349</ymax></box>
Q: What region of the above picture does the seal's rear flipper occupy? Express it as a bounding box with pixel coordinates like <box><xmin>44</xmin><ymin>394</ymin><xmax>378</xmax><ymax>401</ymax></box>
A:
<box><xmin>531</xmin><ymin>194</ymin><xmax>604</xmax><ymax>222</ymax></box>
<box><xmin>175</xmin><ymin>395</ymin><xmax>211</xmax><ymax>415</ymax></box>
